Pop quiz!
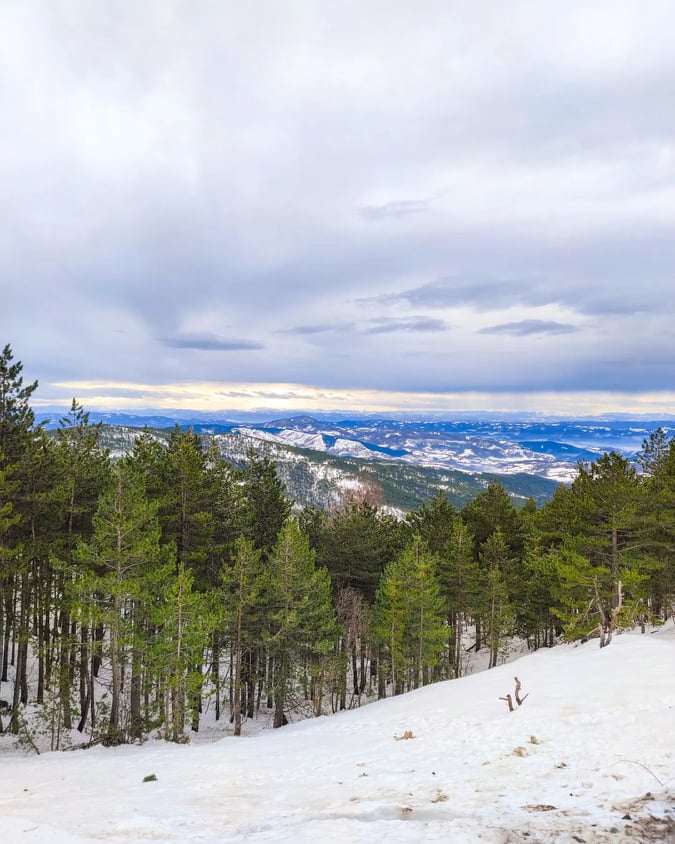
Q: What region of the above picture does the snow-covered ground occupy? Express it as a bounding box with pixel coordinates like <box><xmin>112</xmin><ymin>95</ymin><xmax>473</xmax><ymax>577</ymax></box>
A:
<box><xmin>1</xmin><ymin>627</ymin><xmax>674</xmax><ymax>843</ymax></box>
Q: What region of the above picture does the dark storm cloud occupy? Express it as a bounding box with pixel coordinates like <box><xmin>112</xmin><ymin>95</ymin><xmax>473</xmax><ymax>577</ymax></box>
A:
<box><xmin>479</xmin><ymin>320</ymin><xmax>579</xmax><ymax>337</ymax></box>
<box><xmin>277</xmin><ymin>323</ymin><xmax>356</xmax><ymax>335</ymax></box>
<box><xmin>280</xmin><ymin>316</ymin><xmax>447</xmax><ymax>336</ymax></box>
<box><xmin>160</xmin><ymin>335</ymin><xmax>264</xmax><ymax>352</ymax></box>
<box><xmin>364</xmin><ymin>317</ymin><xmax>448</xmax><ymax>334</ymax></box>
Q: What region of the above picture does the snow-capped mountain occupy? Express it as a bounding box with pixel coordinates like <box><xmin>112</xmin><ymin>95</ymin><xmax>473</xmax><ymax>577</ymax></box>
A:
<box><xmin>244</xmin><ymin>415</ymin><xmax>668</xmax><ymax>484</ymax></box>
<box><xmin>57</xmin><ymin>413</ymin><xmax>673</xmax><ymax>513</ymax></box>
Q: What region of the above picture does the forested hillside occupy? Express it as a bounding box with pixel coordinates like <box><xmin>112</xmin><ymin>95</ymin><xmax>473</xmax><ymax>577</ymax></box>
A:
<box><xmin>99</xmin><ymin>424</ymin><xmax>560</xmax><ymax>512</ymax></box>
<box><xmin>1</xmin><ymin>345</ymin><xmax>673</xmax><ymax>748</ymax></box>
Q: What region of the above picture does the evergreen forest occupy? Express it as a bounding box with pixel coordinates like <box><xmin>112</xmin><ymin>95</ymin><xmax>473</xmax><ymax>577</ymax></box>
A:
<box><xmin>1</xmin><ymin>344</ymin><xmax>673</xmax><ymax>748</ymax></box>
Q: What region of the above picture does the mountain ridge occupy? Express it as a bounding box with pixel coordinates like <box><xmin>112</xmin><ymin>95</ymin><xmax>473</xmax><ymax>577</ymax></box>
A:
<box><xmin>42</xmin><ymin>412</ymin><xmax>674</xmax><ymax>514</ymax></box>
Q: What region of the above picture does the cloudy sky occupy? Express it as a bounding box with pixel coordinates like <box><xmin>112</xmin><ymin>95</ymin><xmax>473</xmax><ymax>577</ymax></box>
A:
<box><xmin>3</xmin><ymin>1</ymin><xmax>675</xmax><ymax>416</ymax></box>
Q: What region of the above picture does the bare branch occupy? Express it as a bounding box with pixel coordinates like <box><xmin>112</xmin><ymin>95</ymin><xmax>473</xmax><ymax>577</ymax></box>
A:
<box><xmin>514</xmin><ymin>677</ymin><xmax>528</xmax><ymax>706</ymax></box>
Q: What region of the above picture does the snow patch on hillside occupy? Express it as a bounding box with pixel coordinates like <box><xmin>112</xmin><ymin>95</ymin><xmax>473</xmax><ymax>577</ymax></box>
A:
<box><xmin>271</xmin><ymin>431</ymin><xmax>327</xmax><ymax>451</ymax></box>
<box><xmin>1</xmin><ymin>627</ymin><xmax>673</xmax><ymax>843</ymax></box>
<box><xmin>329</xmin><ymin>438</ymin><xmax>374</xmax><ymax>458</ymax></box>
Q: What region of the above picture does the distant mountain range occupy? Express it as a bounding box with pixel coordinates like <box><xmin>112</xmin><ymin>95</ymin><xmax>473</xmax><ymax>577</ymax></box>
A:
<box><xmin>38</xmin><ymin>411</ymin><xmax>672</xmax><ymax>514</ymax></box>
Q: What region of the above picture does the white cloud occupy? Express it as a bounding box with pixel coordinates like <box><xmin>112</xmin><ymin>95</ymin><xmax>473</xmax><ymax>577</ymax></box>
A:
<box><xmin>4</xmin><ymin>1</ymin><xmax>675</xmax><ymax>410</ymax></box>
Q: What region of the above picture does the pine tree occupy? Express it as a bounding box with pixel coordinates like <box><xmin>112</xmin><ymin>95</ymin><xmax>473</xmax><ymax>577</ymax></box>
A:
<box><xmin>437</xmin><ymin>518</ymin><xmax>482</xmax><ymax>675</ymax></box>
<box><xmin>51</xmin><ymin>399</ymin><xmax>111</xmax><ymax>732</ymax></box>
<box><xmin>314</xmin><ymin>498</ymin><xmax>406</xmax><ymax>603</ymax></box>
<box><xmin>461</xmin><ymin>481</ymin><xmax>525</xmax><ymax>650</ymax></box>
<box><xmin>480</xmin><ymin>530</ymin><xmax>514</xmax><ymax>668</ymax></box>
<box><xmin>265</xmin><ymin>519</ymin><xmax>339</xmax><ymax>727</ymax></box>
<box><xmin>634</xmin><ymin>435</ymin><xmax>675</xmax><ymax>620</ymax></box>
<box><xmin>75</xmin><ymin>462</ymin><xmax>174</xmax><ymax>742</ymax></box>
<box><xmin>10</xmin><ymin>431</ymin><xmax>62</xmax><ymax>727</ymax></box>
<box><xmin>0</xmin><ymin>450</ymin><xmax>20</xmax><ymax>726</ymax></box>
<box><xmin>572</xmin><ymin>452</ymin><xmax>640</xmax><ymax>575</ymax></box>
<box><xmin>241</xmin><ymin>450</ymin><xmax>291</xmax><ymax>557</ymax></box>
<box><xmin>153</xmin><ymin>428</ymin><xmax>224</xmax><ymax>731</ymax></box>
<box><xmin>221</xmin><ymin>536</ymin><xmax>265</xmax><ymax>735</ymax></box>
<box><xmin>201</xmin><ymin>442</ymin><xmax>245</xmax><ymax>722</ymax></box>
<box><xmin>0</xmin><ymin>455</ymin><xmax>19</xmax><ymax>554</ymax></box>
<box><xmin>461</xmin><ymin>480</ymin><xmax>525</xmax><ymax>561</ymax></box>
<box><xmin>152</xmin><ymin>563</ymin><xmax>214</xmax><ymax>743</ymax></box>
<box><xmin>548</xmin><ymin>544</ymin><xmax>648</xmax><ymax>645</ymax></box>
<box><xmin>636</xmin><ymin>427</ymin><xmax>671</xmax><ymax>477</ymax></box>
<box><xmin>405</xmin><ymin>490</ymin><xmax>457</xmax><ymax>555</ymax></box>
<box><xmin>373</xmin><ymin>536</ymin><xmax>447</xmax><ymax>694</ymax></box>
<box><xmin>161</xmin><ymin>427</ymin><xmax>213</xmax><ymax>571</ymax></box>
<box><xmin>0</xmin><ymin>345</ymin><xmax>41</xmax><ymax>732</ymax></box>
<box><xmin>0</xmin><ymin>344</ymin><xmax>38</xmax><ymax>473</ymax></box>
<box><xmin>519</xmin><ymin>537</ymin><xmax>561</xmax><ymax>649</ymax></box>
<box><xmin>537</xmin><ymin>451</ymin><xmax>655</xmax><ymax>645</ymax></box>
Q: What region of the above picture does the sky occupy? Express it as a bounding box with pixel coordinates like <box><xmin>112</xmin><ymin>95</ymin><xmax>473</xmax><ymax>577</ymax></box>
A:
<box><xmin>2</xmin><ymin>627</ymin><xmax>674</xmax><ymax>841</ymax></box>
<box><xmin>3</xmin><ymin>1</ymin><xmax>675</xmax><ymax>418</ymax></box>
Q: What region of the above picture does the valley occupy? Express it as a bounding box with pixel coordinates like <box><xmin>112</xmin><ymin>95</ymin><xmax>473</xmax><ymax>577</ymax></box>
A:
<box><xmin>39</xmin><ymin>411</ymin><xmax>673</xmax><ymax>513</ymax></box>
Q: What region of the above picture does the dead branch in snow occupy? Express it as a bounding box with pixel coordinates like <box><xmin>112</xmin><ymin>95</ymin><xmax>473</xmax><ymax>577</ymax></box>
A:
<box><xmin>500</xmin><ymin>677</ymin><xmax>528</xmax><ymax>711</ymax></box>
<box><xmin>514</xmin><ymin>676</ymin><xmax>528</xmax><ymax>706</ymax></box>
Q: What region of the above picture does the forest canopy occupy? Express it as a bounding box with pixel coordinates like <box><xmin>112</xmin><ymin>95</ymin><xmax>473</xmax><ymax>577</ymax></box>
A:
<box><xmin>1</xmin><ymin>345</ymin><xmax>673</xmax><ymax>747</ymax></box>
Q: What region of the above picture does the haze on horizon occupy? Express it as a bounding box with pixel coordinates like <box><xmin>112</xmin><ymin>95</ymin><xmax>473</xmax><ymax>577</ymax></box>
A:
<box><xmin>3</xmin><ymin>1</ymin><xmax>675</xmax><ymax>419</ymax></box>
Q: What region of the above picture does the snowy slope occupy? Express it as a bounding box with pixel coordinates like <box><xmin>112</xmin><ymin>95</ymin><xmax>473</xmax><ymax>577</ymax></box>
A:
<box><xmin>2</xmin><ymin>628</ymin><xmax>674</xmax><ymax>843</ymax></box>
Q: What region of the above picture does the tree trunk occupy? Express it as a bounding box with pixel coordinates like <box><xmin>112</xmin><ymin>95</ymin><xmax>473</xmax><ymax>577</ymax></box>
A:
<box><xmin>109</xmin><ymin>580</ymin><xmax>124</xmax><ymax>739</ymax></box>
<box><xmin>36</xmin><ymin>568</ymin><xmax>45</xmax><ymax>704</ymax></box>
<box><xmin>233</xmin><ymin>614</ymin><xmax>242</xmax><ymax>736</ymax></box>
<box><xmin>351</xmin><ymin>640</ymin><xmax>359</xmax><ymax>696</ymax></box>
<box><xmin>130</xmin><ymin>629</ymin><xmax>143</xmax><ymax>740</ymax></box>
<box><xmin>79</xmin><ymin>624</ymin><xmax>88</xmax><ymax>719</ymax></box>
<box><xmin>212</xmin><ymin>632</ymin><xmax>220</xmax><ymax>723</ymax></box>
<box><xmin>0</xmin><ymin>583</ymin><xmax>4</xmax><ymax>686</ymax></box>
<box><xmin>273</xmin><ymin>653</ymin><xmax>287</xmax><ymax>728</ymax></box>
<box><xmin>59</xmin><ymin>606</ymin><xmax>73</xmax><ymax>730</ymax></box>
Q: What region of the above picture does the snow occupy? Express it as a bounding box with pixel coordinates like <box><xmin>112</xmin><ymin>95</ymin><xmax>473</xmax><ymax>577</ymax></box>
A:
<box><xmin>273</xmin><ymin>431</ymin><xmax>327</xmax><ymax>452</ymax></box>
<box><xmin>544</xmin><ymin>465</ymin><xmax>582</xmax><ymax>484</ymax></box>
<box><xmin>2</xmin><ymin>627</ymin><xmax>674</xmax><ymax>843</ymax></box>
<box><xmin>329</xmin><ymin>438</ymin><xmax>375</xmax><ymax>459</ymax></box>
